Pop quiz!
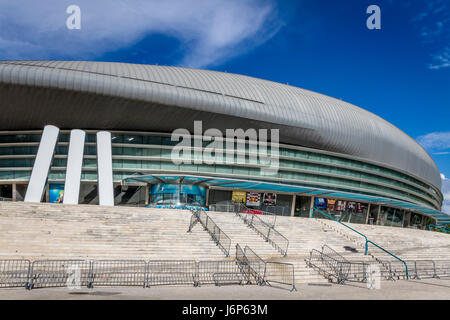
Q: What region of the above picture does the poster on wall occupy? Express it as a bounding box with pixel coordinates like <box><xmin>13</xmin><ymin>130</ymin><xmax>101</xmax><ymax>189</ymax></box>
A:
<box><xmin>357</xmin><ymin>203</ymin><xmax>367</xmax><ymax>214</ymax></box>
<box><xmin>246</xmin><ymin>192</ymin><xmax>261</xmax><ymax>207</ymax></box>
<box><xmin>314</xmin><ymin>197</ymin><xmax>327</xmax><ymax>209</ymax></box>
<box><xmin>231</xmin><ymin>191</ymin><xmax>246</xmax><ymax>204</ymax></box>
<box><xmin>263</xmin><ymin>193</ymin><xmax>277</xmax><ymax>206</ymax></box>
<box><xmin>347</xmin><ymin>201</ymin><xmax>356</xmax><ymax>212</ymax></box>
<box><xmin>336</xmin><ymin>200</ymin><xmax>346</xmax><ymax>211</ymax></box>
<box><xmin>49</xmin><ymin>184</ymin><xmax>64</xmax><ymax>203</ymax></box>
<box><xmin>327</xmin><ymin>199</ymin><xmax>336</xmax><ymax>211</ymax></box>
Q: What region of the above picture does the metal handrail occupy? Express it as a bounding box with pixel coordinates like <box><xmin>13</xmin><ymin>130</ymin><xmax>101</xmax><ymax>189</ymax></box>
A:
<box><xmin>311</xmin><ymin>207</ymin><xmax>409</xmax><ymax>280</ymax></box>
<box><xmin>428</xmin><ymin>224</ymin><xmax>450</xmax><ymax>234</ymax></box>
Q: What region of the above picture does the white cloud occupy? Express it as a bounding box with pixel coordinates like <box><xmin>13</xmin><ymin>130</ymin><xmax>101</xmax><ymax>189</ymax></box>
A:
<box><xmin>428</xmin><ymin>46</ymin><xmax>450</xmax><ymax>70</ymax></box>
<box><xmin>410</xmin><ymin>0</ymin><xmax>450</xmax><ymax>70</ymax></box>
<box><xmin>0</xmin><ymin>0</ymin><xmax>281</xmax><ymax>67</ymax></box>
<box><xmin>417</xmin><ymin>131</ymin><xmax>450</xmax><ymax>153</ymax></box>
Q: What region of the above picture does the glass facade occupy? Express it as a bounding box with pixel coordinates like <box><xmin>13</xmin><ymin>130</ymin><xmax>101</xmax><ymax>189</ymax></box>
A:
<box><xmin>0</xmin><ymin>130</ymin><xmax>442</xmax><ymax>228</ymax></box>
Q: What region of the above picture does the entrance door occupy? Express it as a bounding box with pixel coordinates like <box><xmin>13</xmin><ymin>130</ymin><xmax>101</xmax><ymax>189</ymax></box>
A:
<box><xmin>294</xmin><ymin>196</ymin><xmax>311</xmax><ymax>217</ymax></box>
<box><xmin>368</xmin><ymin>204</ymin><xmax>379</xmax><ymax>225</ymax></box>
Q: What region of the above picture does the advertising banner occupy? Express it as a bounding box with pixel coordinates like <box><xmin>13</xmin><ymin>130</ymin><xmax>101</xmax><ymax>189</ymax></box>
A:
<box><xmin>231</xmin><ymin>191</ymin><xmax>246</xmax><ymax>204</ymax></box>
<box><xmin>347</xmin><ymin>201</ymin><xmax>357</xmax><ymax>212</ymax></box>
<box><xmin>314</xmin><ymin>197</ymin><xmax>327</xmax><ymax>209</ymax></box>
<box><xmin>327</xmin><ymin>199</ymin><xmax>336</xmax><ymax>211</ymax></box>
<box><xmin>49</xmin><ymin>184</ymin><xmax>64</xmax><ymax>203</ymax></box>
<box><xmin>246</xmin><ymin>192</ymin><xmax>261</xmax><ymax>207</ymax></box>
<box><xmin>357</xmin><ymin>203</ymin><xmax>367</xmax><ymax>214</ymax></box>
<box><xmin>263</xmin><ymin>193</ymin><xmax>277</xmax><ymax>206</ymax></box>
<box><xmin>336</xmin><ymin>200</ymin><xmax>346</xmax><ymax>211</ymax></box>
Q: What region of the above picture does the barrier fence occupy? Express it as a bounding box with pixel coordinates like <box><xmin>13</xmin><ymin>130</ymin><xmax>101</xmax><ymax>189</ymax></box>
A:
<box><xmin>311</xmin><ymin>207</ymin><xmax>409</xmax><ymax>280</ymax></box>
<box><xmin>0</xmin><ymin>260</ymin><xmax>30</xmax><ymax>288</ymax></box>
<box><xmin>235</xmin><ymin>207</ymin><xmax>289</xmax><ymax>256</ymax></box>
<box><xmin>308</xmin><ymin>246</ymin><xmax>450</xmax><ymax>284</ymax></box>
<box><xmin>243</xmin><ymin>245</ymin><xmax>266</xmax><ymax>285</ymax></box>
<box><xmin>236</xmin><ymin>244</ymin><xmax>296</xmax><ymax>291</ymax></box>
<box><xmin>90</xmin><ymin>260</ymin><xmax>147</xmax><ymax>288</ymax></box>
<box><xmin>147</xmin><ymin>260</ymin><xmax>197</xmax><ymax>287</ymax></box>
<box><xmin>197</xmin><ymin>260</ymin><xmax>249</xmax><ymax>286</ymax></box>
<box><xmin>263</xmin><ymin>262</ymin><xmax>296</xmax><ymax>291</ymax></box>
<box><xmin>29</xmin><ymin>260</ymin><xmax>91</xmax><ymax>289</ymax></box>
<box><xmin>0</xmin><ymin>249</ymin><xmax>296</xmax><ymax>291</ymax></box>
<box><xmin>188</xmin><ymin>209</ymin><xmax>231</xmax><ymax>257</ymax></box>
<box><xmin>307</xmin><ymin>249</ymin><xmax>346</xmax><ymax>283</ymax></box>
<box><xmin>308</xmin><ymin>247</ymin><xmax>375</xmax><ymax>284</ymax></box>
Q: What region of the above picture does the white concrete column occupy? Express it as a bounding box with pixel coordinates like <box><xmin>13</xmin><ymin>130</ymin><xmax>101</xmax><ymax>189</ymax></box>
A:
<box><xmin>145</xmin><ymin>184</ymin><xmax>149</xmax><ymax>205</ymax></box>
<box><xmin>63</xmin><ymin>130</ymin><xmax>86</xmax><ymax>204</ymax></box>
<box><xmin>309</xmin><ymin>196</ymin><xmax>315</xmax><ymax>218</ymax></box>
<box><xmin>12</xmin><ymin>183</ymin><xmax>17</xmax><ymax>202</ymax></box>
<box><xmin>290</xmin><ymin>195</ymin><xmax>296</xmax><ymax>217</ymax></box>
<box><xmin>25</xmin><ymin>125</ymin><xmax>60</xmax><ymax>203</ymax></box>
<box><xmin>365</xmin><ymin>203</ymin><xmax>371</xmax><ymax>224</ymax></box>
<box><xmin>96</xmin><ymin>131</ymin><xmax>114</xmax><ymax>206</ymax></box>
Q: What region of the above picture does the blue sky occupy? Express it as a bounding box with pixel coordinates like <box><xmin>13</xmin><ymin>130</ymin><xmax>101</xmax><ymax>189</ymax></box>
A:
<box><xmin>0</xmin><ymin>0</ymin><xmax>449</xmax><ymax>211</ymax></box>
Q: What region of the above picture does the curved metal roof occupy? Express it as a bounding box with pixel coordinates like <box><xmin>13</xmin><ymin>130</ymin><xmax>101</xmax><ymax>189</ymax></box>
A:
<box><xmin>0</xmin><ymin>60</ymin><xmax>441</xmax><ymax>190</ymax></box>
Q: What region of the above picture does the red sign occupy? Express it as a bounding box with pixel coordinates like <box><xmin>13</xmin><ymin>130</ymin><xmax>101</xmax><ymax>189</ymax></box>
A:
<box><xmin>243</xmin><ymin>209</ymin><xmax>262</xmax><ymax>215</ymax></box>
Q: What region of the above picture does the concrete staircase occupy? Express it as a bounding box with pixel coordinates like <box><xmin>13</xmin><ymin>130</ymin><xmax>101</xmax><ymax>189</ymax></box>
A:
<box><xmin>206</xmin><ymin>211</ymin><xmax>280</xmax><ymax>257</ymax></box>
<box><xmin>0</xmin><ymin>202</ymin><xmax>226</xmax><ymax>261</ymax></box>
<box><xmin>312</xmin><ymin>218</ymin><xmax>450</xmax><ymax>262</ymax></box>
<box><xmin>1</xmin><ymin>202</ymin><xmax>448</xmax><ymax>285</ymax></box>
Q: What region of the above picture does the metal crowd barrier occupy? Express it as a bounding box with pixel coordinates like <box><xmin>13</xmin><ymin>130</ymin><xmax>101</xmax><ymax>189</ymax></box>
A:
<box><xmin>243</xmin><ymin>246</ymin><xmax>266</xmax><ymax>285</ymax></box>
<box><xmin>235</xmin><ymin>208</ymin><xmax>289</xmax><ymax>256</ymax></box>
<box><xmin>345</xmin><ymin>262</ymin><xmax>369</xmax><ymax>283</ymax></box>
<box><xmin>237</xmin><ymin>203</ymin><xmax>277</xmax><ymax>227</ymax></box>
<box><xmin>307</xmin><ymin>248</ymin><xmax>371</xmax><ymax>284</ymax></box>
<box><xmin>147</xmin><ymin>260</ymin><xmax>197</xmax><ymax>287</ymax></box>
<box><xmin>433</xmin><ymin>260</ymin><xmax>450</xmax><ymax>278</ymax></box>
<box><xmin>197</xmin><ymin>260</ymin><xmax>249</xmax><ymax>286</ymax></box>
<box><xmin>307</xmin><ymin>249</ymin><xmax>340</xmax><ymax>282</ymax></box>
<box><xmin>189</xmin><ymin>209</ymin><xmax>231</xmax><ymax>257</ymax></box>
<box><xmin>90</xmin><ymin>260</ymin><xmax>147</xmax><ymax>288</ymax></box>
<box><xmin>311</xmin><ymin>207</ymin><xmax>409</xmax><ymax>280</ymax></box>
<box><xmin>0</xmin><ymin>260</ymin><xmax>31</xmax><ymax>288</ymax></box>
<box><xmin>263</xmin><ymin>262</ymin><xmax>296</xmax><ymax>292</ymax></box>
<box><xmin>28</xmin><ymin>260</ymin><xmax>91</xmax><ymax>289</ymax></box>
<box><xmin>236</xmin><ymin>244</ymin><xmax>296</xmax><ymax>291</ymax></box>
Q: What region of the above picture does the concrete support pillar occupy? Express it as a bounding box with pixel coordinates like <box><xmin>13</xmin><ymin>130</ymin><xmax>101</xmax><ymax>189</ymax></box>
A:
<box><xmin>402</xmin><ymin>210</ymin><xmax>407</xmax><ymax>228</ymax></box>
<box><xmin>63</xmin><ymin>130</ymin><xmax>86</xmax><ymax>205</ymax></box>
<box><xmin>290</xmin><ymin>195</ymin><xmax>296</xmax><ymax>217</ymax></box>
<box><xmin>377</xmin><ymin>205</ymin><xmax>381</xmax><ymax>225</ymax></box>
<box><xmin>24</xmin><ymin>125</ymin><xmax>60</xmax><ymax>203</ymax></box>
<box><xmin>12</xmin><ymin>183</ymin><xmax>16</xmax><ymax>202</ymax></box>
<box><xmin>365</xmin><ymin>203</ymin><xmax>371</xmax><ymax>224</ymax></box>
<box><xmin>309</xmin><ymin>196</ymin><xmax>315</xmax><ymax>218</ymax></box>
<box><xmin>145</xmin><ymin>184</ymin><xmax>149</xmax><ymax>205</ymax></box>
<box><xmin>45</xmin><ymin>183</ymin><xmax>50</xmax><ymax>202</ymax></box>
<box><xmin>96</xmin><ymin>131</ymin><xmax>114</xmax><ymax>206</ymax></box>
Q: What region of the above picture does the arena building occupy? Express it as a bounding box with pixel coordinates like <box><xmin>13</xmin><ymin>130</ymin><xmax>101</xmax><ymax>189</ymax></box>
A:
<box><xmin>0</xmin><ymin>60</ymin><xmax>448</xmax><ymax>229</ymax></box>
